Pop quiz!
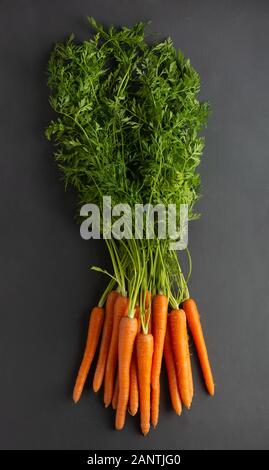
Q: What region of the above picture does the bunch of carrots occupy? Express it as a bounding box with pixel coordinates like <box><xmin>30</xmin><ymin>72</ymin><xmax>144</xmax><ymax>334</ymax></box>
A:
<box><xmin>46</xmin><ymin>19</ymin><xmax>214</xmax><ymax>436</ymax></box>
<box><xmin>73</xmin><ymin>288</ymin><xmax>214</xmax><ymax>435</ymax></box>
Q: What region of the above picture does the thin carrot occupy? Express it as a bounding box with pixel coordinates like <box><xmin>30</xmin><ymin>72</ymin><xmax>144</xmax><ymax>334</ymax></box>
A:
<box><xmin>151</xmin><ymin>381</ymin><xmax>160</xmax><ymax>428</ymax></box>
<box><xmin>135</xmin><ymin>305</ymin><xmax>141</xmax><ymax>335</ymax></box>
<box><xmin>147</xmin><ymin>309</ymin><xmax>152</xmax><ymax>334</ymax></box>
<box><xmin>112</xmin><ymin>372</ymin><xmax>119</xmax><ymax>410</ymax></box>
<box><xmin>186</xmin><ymin>331</ymin><xmax>194</xmax><ymax>402</ymax></box>
<box><xmin>115</xmin><ymin>316</ymin><xmax>138</xmax><ymax>430</ymax></box>
<box><xmin>151</xmin><ymin>294</ymin><xmax>168</xmax><ymax>390</ymax></box>
<box><xmin>183</xmin><ymin>298</ymin><xmax>215</xmax><ymax>396</ymax></box>
<box><xmin>145</xmin><ymin>290</ymin><xmax>151</xmax><ymax>309</ymax></box>
<box><xmin>93</xmin><ymin>290</ymin><xmax>119</xmax><ymax>392</ymax></box>
<box><xmin>164</xmin><ymin>328</ymin><xmax>182</xmax><ymax>415</ymax></box>
<box><xmin>104</xmin><ymin>295</ymin><xmax>129</xmax><ymax>407</ymax></box>
<box><xmin>73</xmin><ymin>306</ymin><xmax>104</xmax><ymax>403</ymax></box>
<box><xmin>169</xmin><ymin>309</ymin><xmax>192</xmax><ymax>409</ymax></box>
<box><xmin>129</xmin><ymin>351</ymin><xmax>139</xmax><ymax>416</ymax></box>
<box><xmin>137</xmin><ymin>332</ymin><xmax>154</xmax><ymax>436</ymax></box>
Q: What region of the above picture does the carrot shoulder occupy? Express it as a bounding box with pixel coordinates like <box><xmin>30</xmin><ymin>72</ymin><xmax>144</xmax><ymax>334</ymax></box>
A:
<box><xmin>169</xmin><ymin>309</ymin><xmax>192</xmax><ymax>409</ymax></box>
<box><xmin>115</xmin><ymin>316</ymin><xmax>138</xmax><ymax>430</ymax></box>
<box><xmin>93</xmin><ymin>290</ymin><xmax>119</xmax><ymax>392</ymax></box>
<box><xmin>164</xmin><ymin>328</ymin><xmax>182</xmax><ymax>415</ymax></box>
<box><xmin>183</xmin><ymin>298</ymin><xmax>215</xmax><ymax>396</ymax></box>
<box><xmin>73</xmin><ymin>306</ymin><xmax>104</xmax><ymax>403</ymax></box>
<box><xmin>151</xmin><ymin>294</ymin><xmax>168</xmax><ymax>390</ymax></box>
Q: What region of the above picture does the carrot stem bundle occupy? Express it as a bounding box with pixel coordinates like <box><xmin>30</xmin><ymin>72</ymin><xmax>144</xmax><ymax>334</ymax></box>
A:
<box><xmin>93</xmin><ymin>291</ymin><xmax>119</xmax><ymax>392</ymax></box>
<box><xmin>116</xmin><ymin>316</ymin><xmax>138</xmax><ymax>430</ymax></box>
<box><xmin>73</xmin><ymin>306</ymin><xmax>104</xmax><ymax>403</ymax></box>
<box><xmin>136</xmin><ymin>332</ymin><xmax>154</xmax><ymax>436</ymax></box>
<box><xmin>183</xmin><ymin>298</ymin><xmax>215</xmax><ymax>396</ymax></box>
<box><xmin>169</xmin><ymin>309</ymin><xmax>192</xmax><ymax>409</ymax></box>
<box><xmin>104</xmin><ymin>295</ymin><xmax>129</xmax><ymax>407</ymax></box>
<box><xmin>164</xmin><ymin>328</ymin><xmax>182</xmax><ymax>415</ymax></box>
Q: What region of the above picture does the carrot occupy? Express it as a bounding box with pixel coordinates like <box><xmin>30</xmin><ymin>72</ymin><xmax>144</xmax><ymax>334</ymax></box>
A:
<box><xmin>115</xmin><ymin>316</ymin><xmax>138</xmax><ymax>430</ymax></box>
<box><xmin>129</xmin><ymin>351</ymin><xmax>139</xmax><ymax>416</ymax></box>
<box><xmin>151</xmin><ymin>294</ymin><xmax>168</xmax><ymax>389</ymax></box>
<box><xmin>73</xmin><ymin>306</ymin><xmax>104</xmax><ymax>403</ymax></box>
<box><xmin>93</xmin><ymin>290</ymin><xmax>119</xmax><ymax>392</ymax></box>
<box><xmin>186</xmin><ymin>332</ymin><xmax>194</xmax><ymax>402</ymax></box>
<box><xmin>151</xmin><ymin>381</ymin><xmax>160</xmax><ymax>428</ymax></box>
<box><xmin>147</xmin><ymin>309</ymin><xmax>152</xmax><ymax>334</ymax></box>
<box><xmin>112</xmin><ymin>372</ymin><xmax>119</xmax><ymax>410</ymax></box>
<box><xmin>183</xmin><ymin>298</ymin><xmax>215</xmax><ymax>396</ymax></box>
<box><xmin>169</xmin><ymin>309</ymin><xmax>192</xmax><ymax>409</ymax></box>
<box><xmin>164</xmin><ymin>328</ymin><xmax>182</xmax><ymax>415</ymax></box>
<box><xmin>145</xmin><ymin>290</ymin><xmax>151</xmax><ymax>309</ymax></box>
<box><xmin>135</xmin><ymin>305</ymin><xmax>141</xmax><ymax>335</ymax></box>
<box><xmin>136</xmin><ymin>332</ymin><xmax>154</xmax><ymax>436</ymax></box>
<box><xmin>104</xmin><ymin>295</ymin><xmax>129</xmax><ymax>407</ymax></box>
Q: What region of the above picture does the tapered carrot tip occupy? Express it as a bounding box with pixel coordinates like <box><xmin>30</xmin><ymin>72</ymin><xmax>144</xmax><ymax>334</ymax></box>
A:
<box><xmin>72</xmin><ymin>387</ymin><xmax>82</xmax><ymax>403</ymax></box>
<box><xmin>142</xmin><ymin>424</ymin><xmax>150</xmax><ymax>436</ymax></box>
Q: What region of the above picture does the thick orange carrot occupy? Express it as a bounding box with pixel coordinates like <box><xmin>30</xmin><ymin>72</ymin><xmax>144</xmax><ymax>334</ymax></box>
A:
<box><xmin>137</xmin><ymin>332</ymin><xmax>154</xmax><ymax>436</ymax></box>
<box><xmin>169</xmin><ymin>309</ymin><xmax>192</xmax><ymax>409</ymax></box>
<box><xmin>183</xmin><ymin>298</ymin><xmax>215</xmax><ymax>396</ymax></box>
<box><xmin>73</xmin><ymin>306</ymin><xmax>104</xmax><ymax>403</ymax></box>
<box><xmin>115</xmin><ymin>317</ymin><xmax>138</xmax><ymax>430</ymax></box>
<box><xmin>129</xmin><ymin>351</ymin><xmax>139</xmax><ymax>416</ymax></box>
<box><xmin>93</xmin><ymin>291</ymin><xmax>119</xmax><ymax>392</ymax></box>
<box><xmin>104</xmin><ymin>295</ymin><xmax>129</xmax><ymax>407</ymax></box>
<box><xmin>151</xmin><ymin>381</ymin><xmax>160</xmax><ymax>428</ymax></box>
<box><xmin>151</xmin><ymin>294</ymin><xmax>168</xmax><ymax>390</ymax></box>
<box><xmin>112</xmin><ymin>372</ymin><xmax>119</xmax><ymax>410</ymax></box>
<box><xmin>164</xmin><ymin>328</ymin><xmax>182</xmax><ymax>415</ymax></box>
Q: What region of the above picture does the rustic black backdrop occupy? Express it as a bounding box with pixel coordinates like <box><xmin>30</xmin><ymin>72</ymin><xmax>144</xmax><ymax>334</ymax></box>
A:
<box><xmin>1</xmin><ymin>0</ymin><xmax>269</xmax><ymax>450</ymax></box>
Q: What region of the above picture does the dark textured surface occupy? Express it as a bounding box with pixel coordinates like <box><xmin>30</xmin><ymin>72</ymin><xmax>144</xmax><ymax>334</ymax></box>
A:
<box><xmin>0</xmin><ymin>0</ymin><xmax>269</xmax><ymax>450</ymax></box>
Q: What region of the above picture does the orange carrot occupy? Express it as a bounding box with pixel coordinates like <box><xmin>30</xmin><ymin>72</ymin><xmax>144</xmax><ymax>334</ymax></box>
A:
<box><xmin>135</xmin><ymin>305</ymin><xmax>141</xmax><ymax>335</ymax></box>
<box><xmin>129</xmin><ymin>351</ymin><xmax>139</xmax><ymax>416</ymax></box>
<box><xmin>145</xmin><ymin>290</ymin><xmax>151</xmax><ymax>309</ymax></box>
<box><xmin>151</xmin><ymin>381</ymin><xmax>160</xmax><ymax>428</ymax></box>
<box><xmin>183</xmin><ymin>298</ymin><xmax>215</xmax><ymax>396</ymax></box>
<box><xmin>115</xmin><ymin>316</ymin><xmax>138</xmax><ymax>430</ymax></box>
<box><xmin>93</xmin><ymin>291</ymin><xmax>119</xmax><ymax>392</ymax></box>
<box><xmin>186</xmin><ymin>331</ymin><xmax>194</xmax><ymax>402</ymax></box>
<box><xmin>164</xmin><ymin>328</ymin><xmax>182</xmax><ymax>415</ymax></box>
<box><xmin>136</xmin><ymin>332</ymin><xmax>154</xmax><ymax>436</ymax></box>
<box><xmin>151</xmin><ymin>294</ymin><xmax>168</xmax><ymax>390</ymax></box>
<box><xmin>112</xmin><ymin>372</ymin><xmax>119</xmax><ymax>410</ymax></box>
<box><xmin>104</xmin><ymin>295</ymin><xmax>129</xmax><ymax>407</ymax></box>
<box><xmin>73</xmin><ymin>306</ymin><xmax>104</xmax><ymax>403</ymax></box>
<box><xmin>169</xmin><ymin>309</ymin><xmax>192</xmax><ymax>409</ymax></box>
<box><xmin>147</xmin><ymin>312</ymin><xmax>152</xmax><ymax>334</ymax></box>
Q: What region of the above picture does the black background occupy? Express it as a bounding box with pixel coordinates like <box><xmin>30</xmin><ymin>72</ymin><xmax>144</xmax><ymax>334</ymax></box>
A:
<box><xmin>1</xmin><ymin>0</ymin><xmax>269</xmax><ymax>450</ymax></box>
